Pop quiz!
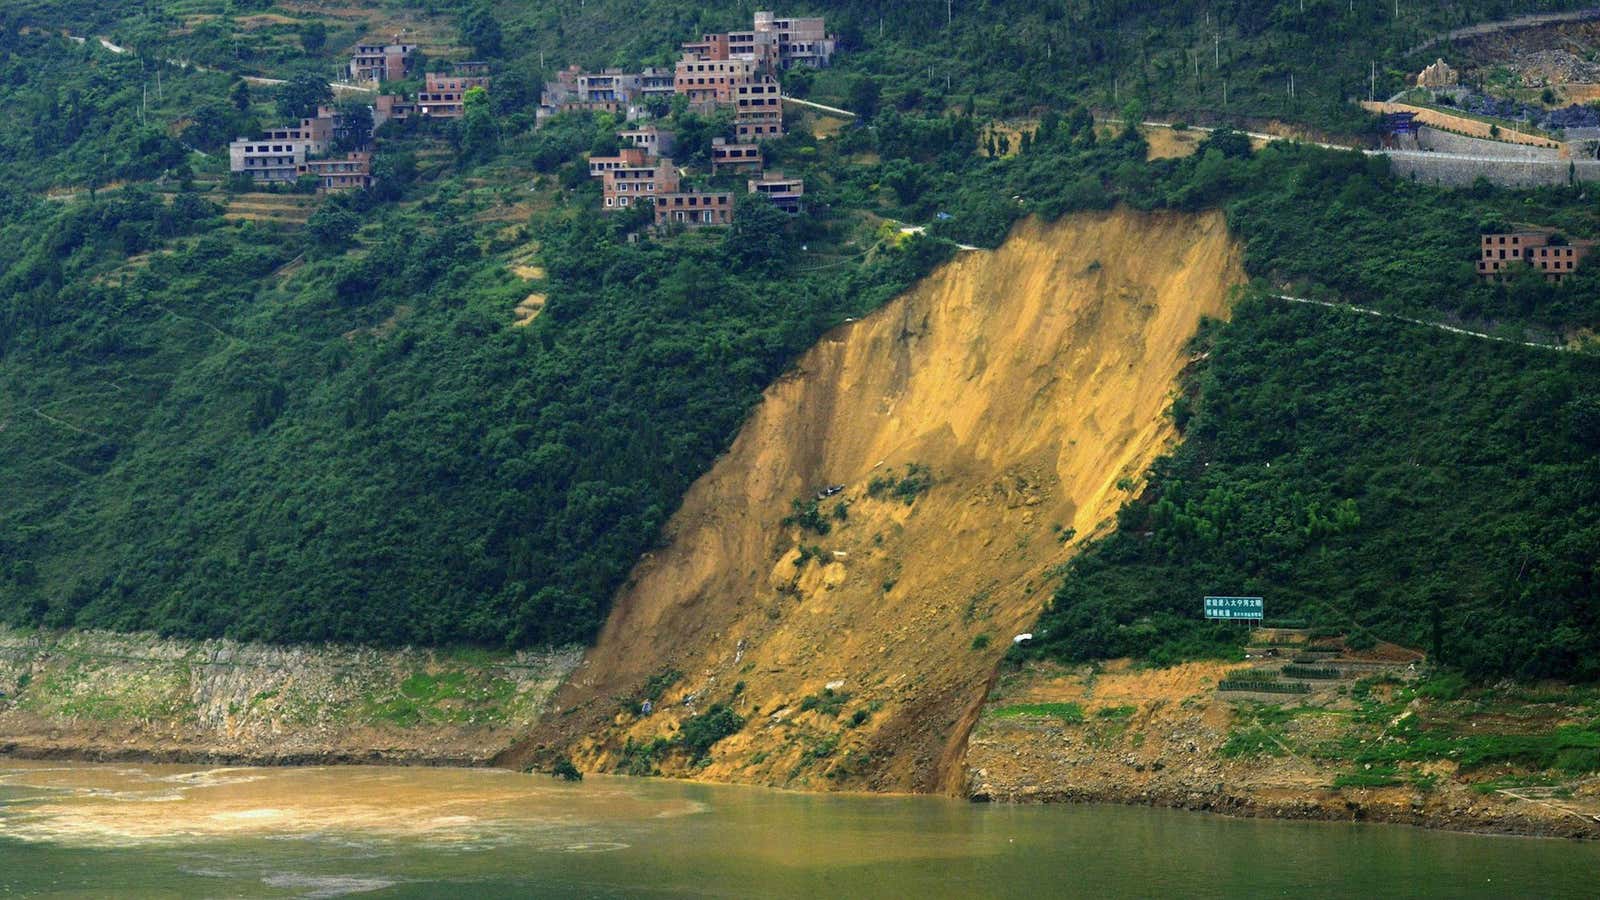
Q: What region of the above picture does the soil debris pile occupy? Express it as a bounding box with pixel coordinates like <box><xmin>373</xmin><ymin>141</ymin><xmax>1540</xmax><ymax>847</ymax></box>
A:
<box><xmin>505</xmin><ymin>208</ymin><xmax>1243</xmax><ymax>792</ymax></box>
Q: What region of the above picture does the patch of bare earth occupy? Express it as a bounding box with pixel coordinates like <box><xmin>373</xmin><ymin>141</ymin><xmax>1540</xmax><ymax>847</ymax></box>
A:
<box><xmin>501</xmin><ymin>207</ymin><xmax>1245</xmax><ymax>793</ymax></box>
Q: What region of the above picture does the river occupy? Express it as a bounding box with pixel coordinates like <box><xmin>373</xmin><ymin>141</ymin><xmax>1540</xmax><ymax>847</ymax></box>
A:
<box><xmin>0</xmin><ymin>760</ymin><xmax>1594</xmax><ymax>897</ymax></box>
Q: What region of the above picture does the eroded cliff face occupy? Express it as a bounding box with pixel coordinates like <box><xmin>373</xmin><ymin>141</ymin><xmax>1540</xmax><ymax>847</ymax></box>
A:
<box><xmin>506</xmin><ymin>208</ymin><xmax>1244</xmax><ymax>792</ymax></box>
<box><xmin>0</xmin><ymin>626</ymin><xmax>579</xmax><ymax>765</ymax></box>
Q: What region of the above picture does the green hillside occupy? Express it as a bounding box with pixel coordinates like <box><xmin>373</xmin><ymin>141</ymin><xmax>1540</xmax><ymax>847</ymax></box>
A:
<box><xmin>1</xmin><ymin>2</ymin><xmax>1597</xmax><ymax>680</ymax></box>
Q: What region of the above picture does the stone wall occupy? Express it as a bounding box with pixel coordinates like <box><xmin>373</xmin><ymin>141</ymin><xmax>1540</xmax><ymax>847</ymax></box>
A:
<box><xmin>1414</xmin><ymin>126</ymin><xmax>1562</xmax><ymax>161</ymax></box>
<box><xmin>1382</xmin><ymin>151</ymin><xmax>1599</xmax><ymax>188</ymax></box>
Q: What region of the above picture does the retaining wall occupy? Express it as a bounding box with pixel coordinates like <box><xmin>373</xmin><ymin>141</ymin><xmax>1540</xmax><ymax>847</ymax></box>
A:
<box><xmin>1382</xmin><ymin>151</ymin><xmax>1600</xmax><ymax>188</ymax></box>
<box><xmin>1413</xmin><ymin>126</ymin><xmax>1562</xmax><ymax>161</ymax></box>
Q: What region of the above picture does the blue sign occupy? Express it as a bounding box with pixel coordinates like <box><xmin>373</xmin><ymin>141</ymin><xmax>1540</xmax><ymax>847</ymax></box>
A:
<box><xmin>1204</xmin><ymin>596</ymin><xmax>1264</xmax><ymax>620</ymax></box>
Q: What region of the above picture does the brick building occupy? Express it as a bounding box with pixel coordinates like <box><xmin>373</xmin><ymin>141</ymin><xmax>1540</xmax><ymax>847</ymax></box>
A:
<box><xmin>228</xmin><ymin>109</ymin><xmax>334</xmax><ymax>183</ymax></box>
<box><xmin>416</xmin><ymin>70</ymin><xmax>491</xmax><ymax>118</ymax></box>
<box><xmin>711</xmin><ymin>138</ymin><xmax>763</xmax><ymax>173</ymax></box>
<box><xmin>674</xmin><ymin>57</ymin><xmax>759</xmax><ymax>106</ymax></box>
<box><xmin>373</xmin><ymin>94</ymin><xmax>417</xmax><ymax>130</ymax></box>
<box><xmin>655</xmin><ymin>191</ymin><xmax>734</xmax><ymax>227</ymax></box>
<box><xmin>685</xmin><ymin>12</ymin><xmax>836</xmax><ymax>71</ymax></box>
<box><xmin>747</xmin><ymin>171</ymin><xmax>804</xmax><ymax>213</ymax></box>
<box><xmin>350</xmin><ymin>42</ymin><xmax>416</xmax><ymax>84</ymax></box>
<box><xmin>589</xmin><ymin>146</ymin><xmax>652</xmax><ymax>178</ymax></box>
<box><xmin>734</xmin><ymin>78</ymin><xmax>784</xmax><ymax>141</ymax></box>
<box><xmin>299</xmin><ymin>152</ymin><xmax>374</xmax><ymax>192</ymax></box>
<box><xmin>1478</xmin><ymin>230</ymin><xmax>1594</xmax><ymax>282</ymax></box>
<box><xmin>601</xmin><ymin>159</ymin><xmax>680</xmax><ymax>210</ymax></box>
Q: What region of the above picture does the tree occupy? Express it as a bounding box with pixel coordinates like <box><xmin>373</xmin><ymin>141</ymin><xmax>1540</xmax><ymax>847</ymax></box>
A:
<box><xmin>306</xmin><ymin>203</ymin><xmax>359</xmax><ymax>249</ymax></box>
<box><xmin>723</xmin><ymin>196</ymin><xmax>791</xmax><ymax>272</ymax></box>
<box><xmin>230</xmin><ymin>79</ymin><xmax>252</xmax><ymax>112</ymax></box>
<box><xmin>298</xmin><ymin>21</ymin><xmax>327</xmax><ymax>53</ymax></box>
<box><xmin>849</xmin><ymin>76</ymin><xmax>882</xmax><ymax>119</ymax></box>
<box><xmin>333</xmin><ymin>101</ymin><xmax>374</xmax><ymax>151</ymax></box>
<box><xmin>1198</xmin><ymin>127</ymin><xmax>1252</xmax><ymax>160</ymax></box>
<box><xmin>461</xmin><ymin>4</ymin><xmax>503</xmax><ymax>57</ymax></box>
<box><xmin>457</xmin><ymin>86</ymin><xmax>498</xmax><ymax>162</ymax></box>
<box><xmin>276</xmin><ymin>73</ymin><xmax>333</xmax><ymax>120</ymax></box>
<box><xmin>881</xmin><ymin>158</ymin><xmax>930</xmax><ymax>205</ymax></box>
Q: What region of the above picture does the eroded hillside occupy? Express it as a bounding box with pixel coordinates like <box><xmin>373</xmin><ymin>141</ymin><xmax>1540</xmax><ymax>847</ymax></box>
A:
<box><xmin>504</xmin><ymin>208</ymin><xmax>1244</xmax><ymax>792</ymax></box>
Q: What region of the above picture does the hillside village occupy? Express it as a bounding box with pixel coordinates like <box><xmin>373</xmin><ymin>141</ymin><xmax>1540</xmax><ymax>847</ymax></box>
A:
<box><xmin>226</xmin><ymin>10</ymin><xmax>831</xmax><ymax>229</ymax></box>
<box><xmin>214</xmin><ymin>4</ymin><xmax>1600</xmax><ymax>270</ymax></box>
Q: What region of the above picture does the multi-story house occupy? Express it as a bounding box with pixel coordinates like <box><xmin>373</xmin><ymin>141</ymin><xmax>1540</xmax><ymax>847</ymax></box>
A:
<box><xmin>349</xmin><ymin>42</ymin><xmax>417</xmax><ymax>84</ymax></box>
<box><xmin>674</xmin><ymin>57</ymin><xmax>759</xmax><ymax>106</ymax></box>
<box><xmin>228</xmin><ymin>109</ymin><xmax>334</xmax><ymax>183</ymax></box>
<box><xmin>619</xmin><ymin>126</ymin><xmax>677</xmax><ymax>158</ymax></box>
<box><xmin>299</xmin><ymin>152</ymin><xmax>375</xmax><ymax>192</ymax></box>
<box><xmin>747</xmin><ymin>171</ymin><xmax>804</xmax><ymax>214</ymax></box>
<box><xmin>539</xmin><ymin>66</ymin><xmax>651</xmax><ymax>122</ymax></box>
<box><xmin>734</xmin><ymin>78</ymin><xmax>784</xmax><ymax>142</ymax></box>
<box><xmin>602</xmin><ymin>159</ymin><xmax>681</xmax><ymax>210</ymax></box>
<box><xmin>753</xmin><ymin>11</ymin><xmax>836</xmax><ymax>68</ymax></box>
<box><xmin>417</xmin><ymin>70</ymin><xmax>491</xmax><ymax>118</ymax></box>
<box><xmin>711</xmin><ymin>138</ymin><xmax>763</xmax><ymax>173</ymax></box>
<box><xmin>654</xmin><ymin>191</ymin><xmax>735</xmax><ymax>227</ymax></box>
<box><xmin>589</xmin><ymin>146</ymin><xmax>652</xmax><ymax>179</ymax></box>
<box><xmin>1477</xmin><ymin>230</ymin><xmax>1594</xmax><ymax>283</ymax></box>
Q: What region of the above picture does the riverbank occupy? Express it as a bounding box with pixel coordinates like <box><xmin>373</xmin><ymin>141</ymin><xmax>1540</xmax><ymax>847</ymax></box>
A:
<box><xmin>0</xmin><ymin>626</ymin><xmax>579</xmax><ymax>766</ymax></box>
<box><xmin>965</xmin><ymin>658</ymin><xmax>1600</xmax><ymax>840</ymax></box>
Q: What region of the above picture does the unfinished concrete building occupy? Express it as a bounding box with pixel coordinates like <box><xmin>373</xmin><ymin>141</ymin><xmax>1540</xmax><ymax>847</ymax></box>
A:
<box><xmin>654</xmin><ymin>191</ymin><xmax>734</xmax><ymax>227</ymax></box>
<box><xmin>350</xmin><ymin>42</ymin><xmax>417</xmax><ymax>84</ymax></box>
<box><xmin>747</xmin><ymin>171</ymin><xmax>804</xmax><ymax>213</ymax></box>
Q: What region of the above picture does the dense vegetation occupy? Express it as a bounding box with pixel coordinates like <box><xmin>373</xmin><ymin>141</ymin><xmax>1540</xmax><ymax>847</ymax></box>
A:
<box><xmin>1024</xmin><ymin>294</ymin><xmax>1600</xmax><ymax>680</ymax></box>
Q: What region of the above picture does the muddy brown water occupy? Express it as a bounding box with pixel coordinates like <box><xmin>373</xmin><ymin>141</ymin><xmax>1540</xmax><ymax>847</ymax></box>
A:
<box><xmin>1</xmin><ymin>760</ymin><xmax>1596</xmax><ymax>897</ymax></box>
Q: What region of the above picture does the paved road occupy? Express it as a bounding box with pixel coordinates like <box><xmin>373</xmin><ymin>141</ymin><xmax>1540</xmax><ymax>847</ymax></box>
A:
<box><xmin>1273</xmin><ymin>294</ymin><xmax>1577</xmax><ymax>353</ymax></box>
<box><xmin>783</xmin><ymin>96</ymin><xmax>856</xmax><ymax>118</ymax></box>
<box><xmin>1406</xmin><ymin>7</ymin><xmax>1600</xmax><ymax>56</ymax></box>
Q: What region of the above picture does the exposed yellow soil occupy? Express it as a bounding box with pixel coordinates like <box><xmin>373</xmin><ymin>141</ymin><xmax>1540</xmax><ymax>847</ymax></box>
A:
<box><xmin>224</xmin><ymin>194</ymin><xmax>316</xmax><ymax>225</ymax></box>
<box><xmin>512</xmin><ymin>294</ymin><xmax>546</xmax><ymax>326</ymax></box>
<box><xmin>980</xmin><ymin>121</ymin><xmax>1035</xmax><ymax>157</ymax></box>
<box><xmin>1143</xmin><ymin>127</ymin><xmax>1204</xmax><ymax>160</ymax></box>
<box><xmin>808</xmin><ymin>113</ymin><xmax>850</xmax><ymax>140</ymax></box>
<box><xmin>505</xmin><ymin>207</ymin><xmax>1244</xmax><ymax>793</ymax></box>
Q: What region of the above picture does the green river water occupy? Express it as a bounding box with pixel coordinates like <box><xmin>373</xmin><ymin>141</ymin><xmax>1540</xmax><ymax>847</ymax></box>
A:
<box><xmin>0</xmin><ymin>759</ymin><xmax>1595</xmax><ymax>897</ymax></box>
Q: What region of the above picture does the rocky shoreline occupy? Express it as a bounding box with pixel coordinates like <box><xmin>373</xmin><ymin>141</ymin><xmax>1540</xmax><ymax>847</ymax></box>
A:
<box><xmin>964</xmin><ymin>658</ymin><xmax>1600</xmax><ymax>841</ymax></box>
<box><xmin>969</xmin><ymin>777</ymin><xmax>1600</xmax><ymax>841</ymax></box>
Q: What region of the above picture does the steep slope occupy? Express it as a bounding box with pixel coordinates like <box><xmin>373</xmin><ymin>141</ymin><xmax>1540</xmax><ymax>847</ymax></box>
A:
<box><xmin>504</xmin><ymin>208</ymin><xmax>1244</xmax><ymax>792</ymax></box>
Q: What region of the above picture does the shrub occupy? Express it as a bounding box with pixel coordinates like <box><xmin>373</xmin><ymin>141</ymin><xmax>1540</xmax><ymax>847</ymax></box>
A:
<box><xmin>782</xmin><ymin>498</ymin><xmax>831</xmax><ymax>535</ymax></box>
<box><xmin>551</xmin><ymin>757</ymin><xmax>583</xmax><ymax>781</ymax></box>
<box><xmin>989</xmin><ymin>702</ymin><xmax>1084</xmax><ymax>723</ymax></box>
<box><xmin>866</xmin><ymin>463</ymin><xmax>933</xmax><ymax>504</ymax></box>
<box><xmin>678</xmin><ymin>704</ymin><xmax>744</xmax><ymax>761</ymax></box>
<box><xmin>799</xmin><ymin>688</ymin><xmax>850</xmax><ymax>717</ymax></box>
